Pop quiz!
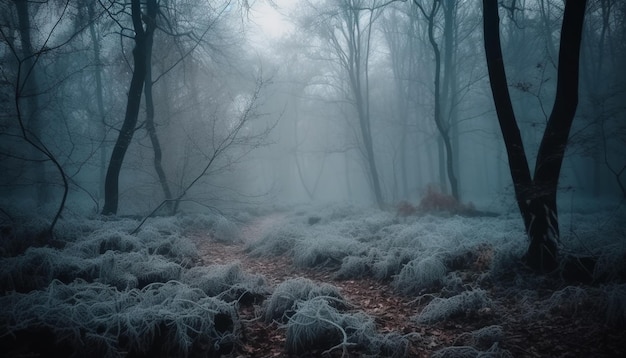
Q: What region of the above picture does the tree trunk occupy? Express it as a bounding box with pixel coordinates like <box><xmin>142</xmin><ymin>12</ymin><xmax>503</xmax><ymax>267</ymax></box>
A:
<box><xmin>87</xmin><ymin>1</ymin><xmax>108</xmax><ymax>201</ymax></box>
<box><xmin>483</xmin><ymin>0</ymin><xmax>587</xmax><ymax>272</ymax></box>
<box><xmin>416</xmin><ymin>0</ymin><xmax>459</xmax><ymax>200</ymax></box>
<box><xmin>14</xmin><ymin>0</ymin><xmax>47</xmax><ymax>205</ymax></box>
<box><xmin>102</xmin><ymin>0</ymin><xmax>156</xmax><ymax>215</ymax></box>
<box><xmin>143</xmin><ymin>16</ymin><xmax>174</xmax><ymax>215</ymax></box>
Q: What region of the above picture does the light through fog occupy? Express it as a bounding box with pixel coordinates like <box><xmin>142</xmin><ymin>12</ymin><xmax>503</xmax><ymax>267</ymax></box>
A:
<box><xmin>248</xmin><ymin>0</ymin><xmax>295</xmax><ymax>42</ymax></box>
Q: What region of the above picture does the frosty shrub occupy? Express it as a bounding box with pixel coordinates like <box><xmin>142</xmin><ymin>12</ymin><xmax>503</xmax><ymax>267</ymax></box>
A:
<box><xmin>285</xmin><ymin>296</ymin><xmax>411</xmax><ymax>357</ymax></box>
<box><xmin>0</xmin><ymin>246</ymin><xmax>93</xmax><ymax>292</ymax></box>
<box><xmin>182</xmin><ymin>262</ymin><xmax>268</xmax><ymax>303</ymax></box>
<box><xmin>487</xmin><ymin>240</ymin><xmax>526</xmax><ymax>281</ymax></box>
<box><xmin>136</xmin><ymin>227</ymin><xmax>198</xmax><ymax>266</ymax></box>
<box><xmin>415</xmin><ymin>290</ymin><xmax>493</xmax><ymax>324</ymax></box>
<box><xmin>592</xmin><ymin>244</ymin><xmax>626</xmax><ymax>282</ymax></box>
<box><xmin>98</xmin><ymin>251</ymin><xmax>183</xmax><ymax>289</ymax></box>
<box><xmin>393</xmin><ymin>256</ymin><xmax>447</xmax><ymax>295</ymax></box>
<box><xmin>293</xmin><ymin>234</ymin><xmax>364</xmax><ymax>268</ymax></box>
<box><xmin>334</xmin><ymin>255</ymin><xmax>373</xmax><ymax>280</ymax></box>
<box><xmin>0</xmin><ymin>279</ymin><xmax>240</xmax><ymax>357</ymax></box>
<box><xmin>176</xmin><ymin>212</ymin><xmax>218</xmax><ymax>233</ymax></box>
<box><xmin>0</xmin><ymin>242</ymin><xmax>186</xmax><ymax>293</ymax></box>
<box><xmin>454</xmin><ymin>325</ymin><xmax>505</xmax><ymax>350</ymax></box>
<box><xmin>372</xmin><ymin>248</ymin><xmax>415</xmax><ymax>281</ymax></box>
<box><xmin>540</xmin><ymin>285</ymin><xmax>591</xmax><ymax>318</ymax></box>
<box><xmin>284</xmin><ymin>297</ymin><xmax>379</xmax><ymax>356</ymax></box>
<box><xmin>68</xmin><ymin>229</ymin><xmax>141</xmax><ymax>257</ymax></box>
<box><xmin>285</xmin><ymin>297</ymin><xmax>360</xmax><ymax>355</ymax></box>
<box><xmin>264</xmin><ymin>277</ymin><xmax>345</xmax><ymax>323</ymax></box>
<box><xmin>212</xmin><ymin>216</ymin><xmax>242</xmax><ymax>243</ymax></box>
<box><xmin>431</xmin><ymin>343</ymin><xmax>513</xmax><ymax>358</ymax></box>
<box><xmin>470</xmin><ymin>325</ymin><xmax>505</xmax><ymax>350</ymax></box>
<box><xmin>605</xmin><ymin>284</ymin><xmax>626</xmax><ymax>328</ymax></box>
<box><xmin>246</xmin><ymin>223</ymin><xmax>303</xmax><ymax>257</ymax></box>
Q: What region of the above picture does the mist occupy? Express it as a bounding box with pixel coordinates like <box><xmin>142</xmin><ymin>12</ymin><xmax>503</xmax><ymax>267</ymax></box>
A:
<box><xmin>1</xmin><ymin>1</ymin><xmax>625</xmax><ymax>357</ymax></box>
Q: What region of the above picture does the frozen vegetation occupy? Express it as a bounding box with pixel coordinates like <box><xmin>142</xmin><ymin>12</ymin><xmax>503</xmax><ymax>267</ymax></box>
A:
<box><xmin>0</xmin><ymin>203</ymin><xmax>625</xmax><ymax>356</ymax></box>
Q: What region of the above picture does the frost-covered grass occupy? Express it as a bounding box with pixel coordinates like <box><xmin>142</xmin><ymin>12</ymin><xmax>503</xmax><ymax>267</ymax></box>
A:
<box><xmin>0</xmin><ymin>279</ymin><xmax>239</xmax><ymax>357</ymax></box>
<box><xmin>244</xmin><ymin>204</ymin><xmax>626</xmax><ymax>355</ymax></box>
<box><xmin>182</xmin><ymin>262</ymin><xmax>268</xmax><ymax>303</ymax></box>
<box><xmin>415</xmin><ymin>289</ymin><xmax>493</xmax><ymax>324</ymax></box>
<box><xmin>1</xmin><ymin>203</ymin><xmax>624</xmax><ymax>356</ymax></box>
<box><xmin>247</xmin><ymin>204</ymin><xmax>626</xmax><ymax>293</ymax></box>
<box><xmin>282</xmin><ymin>289</ymin><xmax>412</xmax><ymax>357</ymax></box>
<box><xmin>0</xmin><ymin>212</ymin><xmax>271</xmax><ymax>356</ymax></box>
<box><xmin>264</xmin><ymin>277</ymin><xmax>346</xmax><ymax>323</ymax></box>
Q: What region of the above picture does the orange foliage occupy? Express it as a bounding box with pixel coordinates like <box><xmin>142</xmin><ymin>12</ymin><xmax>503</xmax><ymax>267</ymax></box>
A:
<box><xmin>396</xmin><ymin>200</ymin><xmax>417</xmax><ymax>217</ymax></box>
<box><xmin>418</xmin><ymin>185</ymin><xmax>476</xmax><ymax>215</ymax></box>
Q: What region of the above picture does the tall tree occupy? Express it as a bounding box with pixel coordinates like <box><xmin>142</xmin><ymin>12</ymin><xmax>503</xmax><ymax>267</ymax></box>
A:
<box><xmin>311</xmin><ymin>0</ymin><xmax>385</xmax><ymax>208</ymax></box>
<box><xmin>13</xmin><ymin>0</ymin><xmax>47</xmax><ymax>204</ymax></box>
<box><xmin>102</xmin><ymin>0</ymin><xmax>156</xmax><ymax>215</ymax></box>
<box><xmin>483</xmin><ymin>0</ymin><xmax>587</xmax><ymax>271</ymax></box>
<box><xmin>413</xmin><ymin>0</ymin><xmax>459</xmax><ymax>199</ymax></box>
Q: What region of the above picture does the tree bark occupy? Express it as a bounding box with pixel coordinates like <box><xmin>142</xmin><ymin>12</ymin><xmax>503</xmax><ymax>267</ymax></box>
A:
<box><xmin>143</xmin><ymin>12</ymin><xmax>174</xmax><ymax>215</ymax></box>
<box><xmin>87</xmin><ymin>1</ymin><xmax>108</xmax><ymax>201</ymax></box>
<box><xmin>102</xmin><ymin>0</ymin><xmax>156</xmax><ymax>215</ymax></box>
<box><xmin>14</xmin><ymin>0</ymin><xmax>47</xmax><ymax>205</ymax></box>
<box><xmin>483</xmin><ymin>0</ymin><xmax>587</xmax><ymax>272</ymax></box>
<box><xmin>415</xmin><ymin>0</ymin><xmax>459</xmax><ymax>200</ymax></box>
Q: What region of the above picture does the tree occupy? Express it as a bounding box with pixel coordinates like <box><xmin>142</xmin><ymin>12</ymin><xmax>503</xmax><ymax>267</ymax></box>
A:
<box><xmin>413</xmin><ymin>0</ymin><xmax>459</xmax><ymax>200</ymax></box>
<box><xmin>101</xmin><ymin>0</ymin><xmax>155</xmax><ymax>215</ymax></box>
<box><xmin>308</xmin><ymin>0</ymin><xmax>385</xmax><ymax>208</ymax></box>
<box><xmin>482</xmin><ymin>0</ymin><xmax>587</xmax><ymax>271</ymax></box>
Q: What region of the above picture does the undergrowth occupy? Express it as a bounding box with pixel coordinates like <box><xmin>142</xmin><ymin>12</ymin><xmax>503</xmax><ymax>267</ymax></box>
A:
<box><xmin>0</xmin><ymin>279</ymin><xmax>239</xmax><ymax>357</ymax></box>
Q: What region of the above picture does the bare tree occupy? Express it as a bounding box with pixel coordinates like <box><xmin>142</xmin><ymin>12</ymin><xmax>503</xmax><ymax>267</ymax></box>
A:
<box><xmin>101</xmin><ymin>0</ymin><xmax>155</xmax><ymax>215</ymax></box>
<box><xmin>413</xmin><ymin>0</ymin><xmax>459</xmax><ymax>199</ymax></box>
<box><xmin>307</xmin><ymin>0</ymin><xmax>385</xmax><ymax>208</ymax></box>
<box><xmin>483</xmin><ymin>0</ymin><xmax>587</xmax><ymax>271</ymax></box>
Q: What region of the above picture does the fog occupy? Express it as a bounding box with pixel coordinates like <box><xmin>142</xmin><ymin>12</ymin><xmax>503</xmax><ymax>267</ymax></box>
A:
<box><xmin>1</xmin><ymin>0</ymin><xmax>624</xmax><ymax>216</ymax></box>
<box><xmin>1</xmin><ymin>1</ymin><xmax>625</xmax><ymax>357</ymax></box>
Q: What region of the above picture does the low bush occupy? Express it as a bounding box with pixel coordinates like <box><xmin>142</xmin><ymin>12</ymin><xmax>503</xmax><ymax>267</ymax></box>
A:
<box><xmin>0</xmin><ymin>279</ymin><xmax>239</xmax><ymax>357</ymax></box>
<box><xmin>415</xmin><ymin>289</ymin><xmax>493</xmax><ymax>324</ymax></box>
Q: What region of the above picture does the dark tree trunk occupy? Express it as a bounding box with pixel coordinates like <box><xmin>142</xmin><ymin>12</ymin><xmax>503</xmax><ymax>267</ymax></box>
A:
<box><xmin>143</xmin><ymin>13</ymin><xmax>174</xmax><ymax>215</ymax></box>
<box><xmin>102</xmin><ymin>0</ymin><xmax>156</xmax><ymax>215</ymax></box>
<box><xmin>87</xmin><ymin>1</ymin><xmax>108</xmax><ymax>201</ymax></box>
<box><xmin>14</xmin><ymin>0</ymin><xmax>47</xmax><ymax>205</ymax></box>
<box><xmin>483</xmin><ymin>0</ymin><xmax>587</xmax><ymax>272</ymax></box>
<box><xmin>416</xmin><ymin>0</ymin><xmax>459</xmax><ymax>200</ymax></box>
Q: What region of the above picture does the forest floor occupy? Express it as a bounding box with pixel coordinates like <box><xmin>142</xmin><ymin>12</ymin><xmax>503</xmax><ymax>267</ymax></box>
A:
<box><xmin>191</xmin><ymin>213</ymin><xmax>626</xmax><ymax>358</ymax></box>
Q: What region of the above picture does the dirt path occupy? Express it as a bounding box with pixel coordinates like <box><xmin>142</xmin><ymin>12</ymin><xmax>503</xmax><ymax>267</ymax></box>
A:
<box><xmin>189</xmin><ymin>215</ymin><xmax>626</xmax><ymax>357</ymax></box>
<box><xmin>190</xmin><ymin>214</ymin><xmax>435</xmax><ymax>357</ymax></box>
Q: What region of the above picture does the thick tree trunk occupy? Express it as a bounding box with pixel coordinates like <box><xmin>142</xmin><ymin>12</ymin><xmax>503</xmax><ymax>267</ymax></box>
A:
<box><xmin>102</xmin><ymin>0</ymin><xmax>156</xmax><ymax>215</ymax></box>
<box><xmin>483</xmin><ymin>0</ymin><xmax>587</xmax><ymax>272</ymax></box>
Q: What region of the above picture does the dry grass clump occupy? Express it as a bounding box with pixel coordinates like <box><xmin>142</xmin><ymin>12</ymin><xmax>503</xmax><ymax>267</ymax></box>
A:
<box><xmin>246</xmin><ymin>223</ymin><xmax>303</xmax><ymax>257</ymax></box>
<box><xmin>431</xmin><ymin>343</ymin><xmax>513</xmax><ymax>358</ymax></box>
<box><xmin>182</xmin><ymin>262</ymin><xmax>268</xmax><ymax>304</ymax></box>
<box><xmin>0</xmin><ymin>246</ymin><xmax>90</xmax><ymax>293</ymax></box>
<box><xmin>285</xmin><ymin>297</ymin><xmax>411</xmax><ymax>357</ymax></box>
<box><xmin>415</xmin><ymin>289</ymin><xmax>493</xmax><ymax>324</ymax></box>
<box><xmin>0</xmin><ymin>279</ymin><xmax>239</xmax><ymax>357</ymax></box>
<box><xmin>393</xmin><ymin>256</ymin><xmax>447</xmax><ymax>295</ymax></box>
<box><xmin>293</xmin><ymin>234</ymin><xmax>365</xmax><ymax>269</ymax></box>
<box><xmin>605</xmin><ymin>284</ymin><xmax>626</xmax><ymax>328</ymax></box>
<box><xmin>264</xmin><ymin>277</ymin><xmax>346</xmax><ymax>323</ymax></box>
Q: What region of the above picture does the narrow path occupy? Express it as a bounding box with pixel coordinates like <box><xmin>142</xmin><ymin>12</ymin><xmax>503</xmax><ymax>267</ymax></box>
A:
<box><xmin>190</xmin><ymin>214</ymin><xmax>432</xmax><ymax>357</ymax></box>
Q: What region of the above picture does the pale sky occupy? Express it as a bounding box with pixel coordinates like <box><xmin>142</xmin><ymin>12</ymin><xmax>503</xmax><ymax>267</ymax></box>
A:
<box><xmin>247</xmin><ymin>0</ymin><xmax>295</xmax><ymax>43</ymax></box>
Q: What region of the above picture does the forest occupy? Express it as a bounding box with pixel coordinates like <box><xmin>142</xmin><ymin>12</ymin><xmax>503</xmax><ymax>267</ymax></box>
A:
<box><xmin>0</xmin><ymin>0</ymin><xmax>625</xmax><ymax>357</ymax></box>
